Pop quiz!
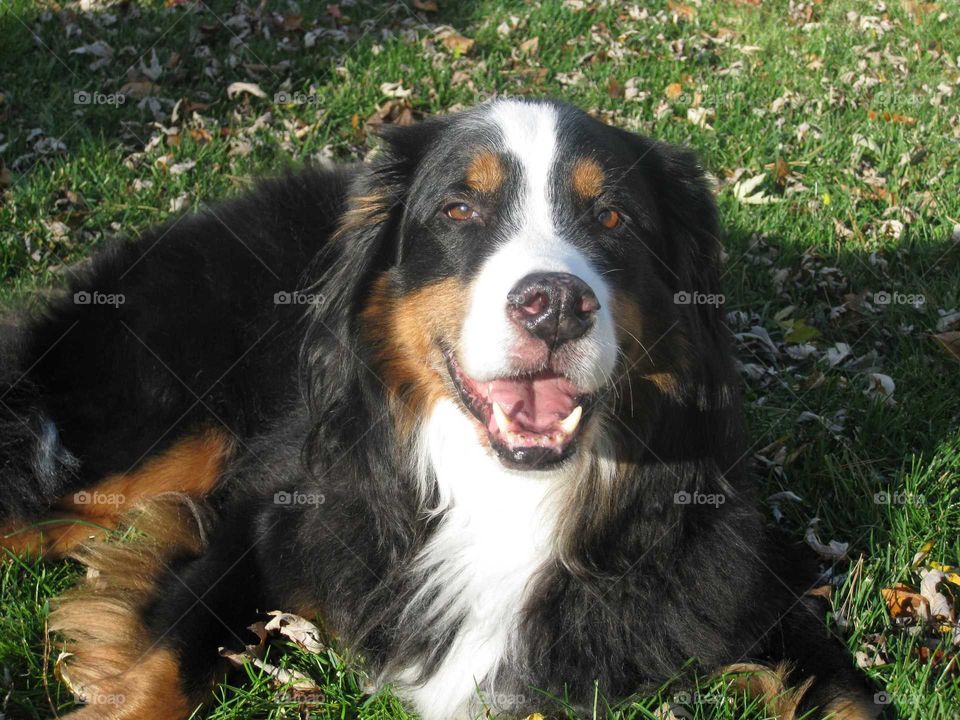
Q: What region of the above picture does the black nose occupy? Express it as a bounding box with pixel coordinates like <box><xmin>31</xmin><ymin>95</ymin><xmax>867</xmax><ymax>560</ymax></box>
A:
<box><xmin>507</xmin><ymin>272</ymin><xmax>600</xmax><ymax>347</ymax></box>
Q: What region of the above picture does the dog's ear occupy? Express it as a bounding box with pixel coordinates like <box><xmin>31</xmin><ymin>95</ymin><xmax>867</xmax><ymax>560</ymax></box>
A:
<box><xmin>311</xmin><ymin>117</ymin><xmax>451</xmax><ymax>323</ymax></box>
<box><xmin>633</xmin><ymin>137</ymin><xmax>726</xmax><ymax>347</ymax></box>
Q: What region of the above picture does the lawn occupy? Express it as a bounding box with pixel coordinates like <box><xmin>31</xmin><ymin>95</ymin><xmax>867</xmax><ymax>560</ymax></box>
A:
<box><xmin>1</xmin><ymin>0</ymin><xmax>959</xmax><ymax>718</ymax></box>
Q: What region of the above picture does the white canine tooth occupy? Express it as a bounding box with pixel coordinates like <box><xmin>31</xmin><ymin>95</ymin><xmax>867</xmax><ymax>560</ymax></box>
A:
<box><xmin>492</xmin><ymin>402</ymin><xmax>511</xmax><ymax>434</ymax></box>
<box><xmin>558</xmin><ymin>405</ymin><xmax>583</xmax><ymax>435</ymax></box>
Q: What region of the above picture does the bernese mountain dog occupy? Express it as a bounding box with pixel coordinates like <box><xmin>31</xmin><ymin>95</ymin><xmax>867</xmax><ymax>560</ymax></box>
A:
<box><xmin>0</xmin><ymin>98</ymin><xmax>879</xmax><ymax>719</ymax></box>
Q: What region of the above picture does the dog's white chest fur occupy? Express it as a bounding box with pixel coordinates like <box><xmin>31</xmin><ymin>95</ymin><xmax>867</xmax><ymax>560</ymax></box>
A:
<box><xmin>392</xmin><ymin>399</ymin><xmax>565</xmax><ymax>720</ymax></box>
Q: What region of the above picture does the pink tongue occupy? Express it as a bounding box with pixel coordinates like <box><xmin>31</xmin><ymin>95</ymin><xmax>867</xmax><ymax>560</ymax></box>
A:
<box><xmin>485</xmin><ymin>375</ymin><xmax>579</xmax><ymax>431</ymax></box>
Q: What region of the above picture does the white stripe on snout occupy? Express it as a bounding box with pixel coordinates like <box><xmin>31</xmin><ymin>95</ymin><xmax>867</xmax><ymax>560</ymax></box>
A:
<box><xmin>459</xmin><ymin>101</ymin><xmax>618</xmax><ymax>391</ymax></box>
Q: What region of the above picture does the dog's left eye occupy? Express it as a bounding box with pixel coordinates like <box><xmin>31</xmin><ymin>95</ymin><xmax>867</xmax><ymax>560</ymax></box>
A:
<box><xmin>444</xmin><ymin>202</ymin><xmax>479</xmax><ymax>221</ymax></box>
<box><xmin>596</xmin><ymin>208</ymin><xmax>621</xmax><ymax>229</ymax></box>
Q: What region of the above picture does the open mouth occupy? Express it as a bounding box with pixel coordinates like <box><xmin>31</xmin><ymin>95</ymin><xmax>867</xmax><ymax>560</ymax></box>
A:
<box><xmin>444</xmin><ymin>352</ymin><xmax>593</xmax><ymax>469</ymax></box>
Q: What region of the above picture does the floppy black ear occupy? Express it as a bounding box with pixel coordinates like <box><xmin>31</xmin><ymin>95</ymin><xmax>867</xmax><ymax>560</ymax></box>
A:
<box><xmin>639</xmin><ymin>139</ymin><xmax>726</xmax><ymax>345</ymax></box>
<box><xmin>307</xmin><ymin>117</ymin><xmax>452</xmax><ymax>325</ymax></box>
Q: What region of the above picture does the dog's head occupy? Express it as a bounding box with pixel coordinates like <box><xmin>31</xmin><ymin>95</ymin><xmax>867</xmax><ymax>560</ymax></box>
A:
<box><xmin>318</xmin><ymin>98</ymin><xmax>729</xmax><ymax>473</ymax></box>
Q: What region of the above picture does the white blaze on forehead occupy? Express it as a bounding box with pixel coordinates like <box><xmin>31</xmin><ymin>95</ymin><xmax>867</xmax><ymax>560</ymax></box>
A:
<box><xmin>487</xmin><ymin>99</ymin><xmax>558</xmax><ymax>240</ymax></box>
<box><xmin>458</xmin><ymin>100</ymin><xmax>618</xmax><ymax>391</ymax></box>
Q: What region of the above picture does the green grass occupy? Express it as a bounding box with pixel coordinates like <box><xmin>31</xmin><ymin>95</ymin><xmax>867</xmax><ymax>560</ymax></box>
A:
<box><xmin>2</xmin><ymin>0</ymin><xmax>960</xmax><ymax>717</ymax></box>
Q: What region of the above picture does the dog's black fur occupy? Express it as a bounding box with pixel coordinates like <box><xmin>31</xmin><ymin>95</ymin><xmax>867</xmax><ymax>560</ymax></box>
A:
<box><xmin>1</xmin><ymin>99</ymin><xmax>877</xmax><ymax>719</ymax></box>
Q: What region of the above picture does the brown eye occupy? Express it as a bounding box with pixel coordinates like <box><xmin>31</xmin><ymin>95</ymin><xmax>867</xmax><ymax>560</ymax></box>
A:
<box><xmin>597</xmin><ymin>208</ymin><xmax>620</xmax><ymax>229</ymax></box>
<box><xmin>445</xmin><ymin>202</ymin><xmax>478</xmax><ymax>221</ymax></box>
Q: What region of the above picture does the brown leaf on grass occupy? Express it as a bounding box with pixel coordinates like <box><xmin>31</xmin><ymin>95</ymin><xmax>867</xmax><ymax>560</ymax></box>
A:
<box><xmin>667</xmin><ymin>0</ymin><xmax>696</xmax><ymax>21</ymax></box>
<box><xmin>265</xmin><ymin>612</ymin><xmax>326</xmax><ymax>654</ymax></box>
<box><xmin>220</xmin><ymin>648</ymin><xmax>320</xmax><ymax>691</ymax></box>
<box><xmin>189</xmin><ymin>128</ymin><xmax>213</xmax><ymax>145</ymax></box>
<box><xmin>867</xmin><ymin>110</ymin><xmax>918</xmax><ymax>125</ymax></box>
<box><xmin>607</xmin><ymin>77</ymin><xmax>623</xmax><ymax>99</ymax></box>
<box><xmin>914</xmin><ymin>645</ymin><xmax>960</xmax><ymax>674</ymax></box>
<box><xmin>413</xmin><ymin>0</ymin><xmax>439</xmax><ymax>11</ymax></box>
<box><xmin>442</xmin><ymin>33</ymin><xmax>475</xmax><ymax>55</ymax></box>
<box><xmin>773</xmin><ymin>157</ymin><xmax>790</xmax><ymax>189</ymax></box>
<box><xmin>366</xmin><ymin>99</ymin><xmax>422</xmax><ymax>128</ymax></box>
<box><xmin>520</xmin><ymin>36</ymin><xmax>539</xmax><ymax>55</ymax></box>
<box><xmin>933</xmin><ymin>332</ymin><xmax>960</xmax><ymax>362</ymax></box>
<box><xmin>881</xmin><ymin>583</ymin><xmax>930</xmax><ymax>623</ymax></box>
<box><xmin>664</xmin><ymin>82</ymin><xmax>683</xmax><ymax>100</ymax></box>
<box><xmin>0</xmin><ymin>165</ymin><xmax>11</xmax><ymax>189</ymax></box>
<box><xmin>279</xmin><ymin>14</ymin><xmax>303</xmax><ymax>31</ymax></box>
<box><xmin>901</xmin><ymin>1</ymin><xmax>940</xmax><ymax>23</ymax></box>
<box><xmin>120</xmin><ymin>81</ymin><xmax>159</xmax><ymax>99</ymax></box>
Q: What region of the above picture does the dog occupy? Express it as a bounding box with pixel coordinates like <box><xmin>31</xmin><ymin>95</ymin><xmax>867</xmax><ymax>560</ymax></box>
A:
<box><xmin>0</xmin><ymin>98</ymin><xmax>879</xmax><ymax>719</ymax></box>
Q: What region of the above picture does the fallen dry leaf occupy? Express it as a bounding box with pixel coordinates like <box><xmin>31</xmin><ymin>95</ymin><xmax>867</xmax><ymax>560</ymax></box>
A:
<box><xmin>607</xmin><ymin>77</ymin><xmax>623</xmax><ymax>99</ymax></box>
<box><xmin>120</xmin><ymin>81</ymin><xmax>159</xmax><ymax>99</ymax></box>
<box><xmin>367</xmin><ymin>99</ymin><xmax>421</xmax><ymax>128</ymax></box>
<box><xmin>804</xmin><ymin>519</ymin><xmax>849</xmax><ymax>560</ymax></box>
<box><xmin>379</xmin><ymin>81</ymin><xmax>413</xmax><ymax>99</ymax></box>
<box><xmin>933</xmin><ymin>332</ymin><xmax>960</xmax><ymax>361</ymax></box>
<box><xmin>920</xmin><ymin>570</ymin><xmax>956</xmax><ymax>627</ymax></box>
<box><xmin>664</xmin><ymin>82</ymin><xmax>683</xmax><ymax>100</ymax></box>
<box><xmin>520</xmin><ymin>36</ymin><xmax>539</xmax><ymax>55</ymax></box>
<box><xmin>882</xmin><ymin>583</ymin><xmax>930</xmax><ymax>623</ymax></box>
<box><xmin>226</xmin><ymin>82</ymin><xmax>267</xmax><ymax>99</ymax></box>
<box><xmin>807</xmin><ymin>585</ymin><xmax>833</xmax><ymax>601</ymax></box>
<box><xmin>667</xmin><ymin>0</ymin><xmax>697</xmax><ymax>21</ymax></box>
<box><xmin>864</xmin><ymin>373</ymin><xmax>896</xmax><ymax>406</ymax></box>
<box><xmin>265</xmin><ymin>612</ymin><xmax>326</xmax><ymax>654</ymax></box>
<box><xmin>868</xmin><ymin>110</ymin><xmax>918</xmax><ymax>125</ymax></box>
<box><xmin>220</xmin><ymin>647</ymin><xmax>320</xmax><ymax>691</ymax></box>
<box><xmin>442</xmin><ymin>33</ymin><xmax>475</xmax><ymax>55</ymax></box>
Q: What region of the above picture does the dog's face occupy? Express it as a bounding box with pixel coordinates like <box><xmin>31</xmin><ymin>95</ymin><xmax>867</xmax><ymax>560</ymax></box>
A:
<box><xmin>353</xmin><ymin>99</ymin><xmax>722</xmax><ymax>471</ymax></box>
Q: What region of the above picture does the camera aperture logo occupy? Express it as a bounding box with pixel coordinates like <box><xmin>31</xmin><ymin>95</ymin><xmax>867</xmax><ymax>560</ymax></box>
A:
<box><xmin>74</xmin><ymin>290</ymin><xmax>125</xmax><ymax>308</ymax></box>
<box><xmin>273</xmin><ymin>490</ymin><xmax>325</xmax><ymax>507</ymax></box>
<box><xmin>74</xmin><ymin>90</ymin><xmax>126</xmax><ymax>106</ymax></box>
<box><xmin>673</xmin><ymin>290</ymin><xmax>725</xmax><ymax>308</ymax></box>
<box><xmin>274</xmin><ymin>290</ymin><xmax>324</xmax><ymax>306</ymax></box>
<box><xmin>674</xmin><ymin>490</ymin><xmax>725</xmax><ymax>507</ymax></box>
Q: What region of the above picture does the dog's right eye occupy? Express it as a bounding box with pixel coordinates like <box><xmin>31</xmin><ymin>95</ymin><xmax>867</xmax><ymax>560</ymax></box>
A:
<box><xmin>444</xmin><ymin>202</ymin><xmax>479</xmax><ymax>221</ymax></box>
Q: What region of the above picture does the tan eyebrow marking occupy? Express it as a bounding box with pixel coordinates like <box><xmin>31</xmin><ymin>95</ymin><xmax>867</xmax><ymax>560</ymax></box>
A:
<box><xmin>571</xmin><ymin>157</ymin><xmax>605</xmax><ymax>199</ymax></box>
<box><xmin>465</xmin><ymin>150</ymin><xmax>505</xmax><ymax>194</ymax></box>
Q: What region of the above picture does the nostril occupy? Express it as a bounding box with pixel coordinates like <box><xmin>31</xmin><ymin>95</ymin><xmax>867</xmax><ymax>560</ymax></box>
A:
<box><xmin>508</xmin><ymin>289</ymin><xmax>550</xmax><ymax>317</ymax></box>
<box><xmin>577</xmin><ymin>291</ymin><xmax>600</xmax><ymax>317</ymax></box>
<box><xmin>520</xmin><ymin>292</ymin><xmax>548</xmax><ymax>316</ymax></box>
